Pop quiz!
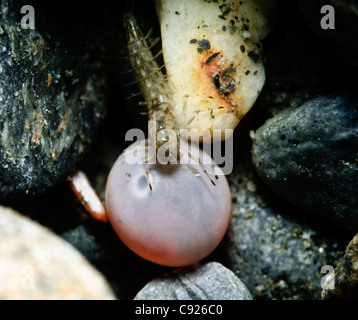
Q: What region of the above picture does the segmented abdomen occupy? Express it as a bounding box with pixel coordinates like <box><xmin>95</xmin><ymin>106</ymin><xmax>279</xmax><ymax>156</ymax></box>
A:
<box><xmin>124</xmin><ymin>14</ymin><xmax>171</xmax><ymax>112</ymax></box>
<box><xmin>124</xmin><ymin>14</ymin><xmax>180</xmax><ymax>158</ymax></box>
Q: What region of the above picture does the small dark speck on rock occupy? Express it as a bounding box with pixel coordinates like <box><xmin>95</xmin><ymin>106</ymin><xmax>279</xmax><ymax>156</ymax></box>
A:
<box><xmin>198</xmin><ymin>39</ymin><xmax>211</xmax><ymax>51</ymax></box>
<box><xmin>248</xmin><ymin>51</ymin><xmax>260</xmax><ymax>63</ymax></box>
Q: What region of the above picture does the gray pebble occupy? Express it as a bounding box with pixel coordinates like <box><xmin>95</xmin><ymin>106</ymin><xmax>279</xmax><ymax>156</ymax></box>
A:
<box><xmin>224</xmin><ymin>155</ymin><xmax>347</xmax><ymax>299</ymax></box>
<box><xmin>134</xmin><ymin>262</ymin><xmax>252</xmax><ymax>300</ymax></box>
<box><xmin>251</xmin><ymin>95</ymin><xmax>358</xmax><ymax>231</ymax></box>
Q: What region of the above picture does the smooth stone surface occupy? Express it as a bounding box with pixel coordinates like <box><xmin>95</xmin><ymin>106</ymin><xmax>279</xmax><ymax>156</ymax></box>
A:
<box><xmin>134</xmin><ymin>262</ymin><xmax>252</xmax><ymax>300</ymax></box>
<box><xmin>0</xmin><ymin>206</ymin><xmax>116</xmax><ymax>299</ymax></box>
<box><xmin>156</xmin><ymin>0</ymin><xmax>276</xmax><ymax>141</ymax></box>
<box><xmin>105</xmin><ymin>139</ymin><xmax>232</xmax><ymax>267</ymax></box>
<box><xmin>224</xmin><ymin>155</ymin><xmax>347</xmax><ymax>300</ymax></box>
<box><xmin>0</xmin><ymin>1</ymin><xmax>106</xmax><ymax>199</ymax></box>
<box><xmin>322</xmin><ymin>233</ymin><xmax>358</xmax><ymax>300</ymax></box>
<box><xmin>251</xmin><ymin>95</ymin><xmax>358</xmax><ymax>231</ymax></box>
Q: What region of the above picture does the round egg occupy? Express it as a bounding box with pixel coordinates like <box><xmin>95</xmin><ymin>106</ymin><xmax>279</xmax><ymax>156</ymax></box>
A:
<box><xmin>105</xmin><ymin>139</ymin><xmax>232</xmax><ymax>267</ymax></box>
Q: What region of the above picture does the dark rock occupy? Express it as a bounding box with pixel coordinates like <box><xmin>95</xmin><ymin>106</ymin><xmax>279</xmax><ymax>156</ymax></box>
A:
<box><xmin>251</xmin><ymin>95</ymin><xmax>358</xmax><ymax>231</ymax></box>
<box><xmin>299</xmin><ymin>0</ymin><xmax>358</xmax><ymax>67</ymax></box>
<box><xmin>224</xmin><ymin>154</ymin><xmax>348</xmax><ymax>300</ymax></box>
<box><xmin>322</xmin><ymin>233</ymin><xmax>358</xmax><ymax>299</ymax></box>
<box><xmin>0</xmin><ymin>0</ymin><xmax>107</xmax><ymax>199</ymax></box>
<box><xmin>134</xmin><ymin>262</ymin><xmax>252</xmax><ymax>300</ymax></box>
<box><xmin>254</xmin><ymin>1</ymin><xmax>355</xmax><ymax>119</ymax></box>
<box><xmin>259</xmin><ymin>15</ymin><xmax>326</xmax><ymax>115</ymax></box>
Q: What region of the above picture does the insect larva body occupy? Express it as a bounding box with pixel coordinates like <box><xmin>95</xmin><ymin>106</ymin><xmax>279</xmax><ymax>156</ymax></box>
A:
<box><xmin>124</xmin><ymin>14</ymin><xmax>180</xmax><ymax>163</ymax></box>
<box><xmin>124</xmin><ymin>14</ymin><xmax>169</xmax><ymax>109</ymax></box>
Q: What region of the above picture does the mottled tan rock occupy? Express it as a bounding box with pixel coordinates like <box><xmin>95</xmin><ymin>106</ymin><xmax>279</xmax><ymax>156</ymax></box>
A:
<box><xmin>156</xmin><ymin>0</ymin><xmax>277</xmax><ymax>141</ymax></box>
<box><xmin>0</xmin><ymin>206</ymin><xmax>116</xmax><ymax>300</ymax></box>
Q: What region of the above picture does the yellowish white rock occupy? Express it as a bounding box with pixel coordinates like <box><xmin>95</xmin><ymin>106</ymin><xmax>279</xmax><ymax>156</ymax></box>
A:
<box><xmin>0</xmin><ymin>206</ymin><xmax>116</xmax><ymax>300</ymax></box>
<box><xmin>156</xmin><ymin>0</ymin><xmax>276</xmax><ymax>141</ymax></box>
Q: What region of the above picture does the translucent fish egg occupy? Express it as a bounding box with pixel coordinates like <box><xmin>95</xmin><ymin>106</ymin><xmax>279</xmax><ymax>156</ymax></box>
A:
<box><xmin>105</xmin><ymin>139</ymin><xmax>232</xmax><ymax>267</ymax></box>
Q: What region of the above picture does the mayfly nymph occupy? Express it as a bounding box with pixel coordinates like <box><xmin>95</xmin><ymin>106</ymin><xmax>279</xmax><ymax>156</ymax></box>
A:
<box><xmin>123</xmin><ymin>13</ymin><xmax>217</xmax><ymax>183</ymax></box>
<box><xmin>123</xmin><ymin>13</ymin><xmax>188</xmax><ymax>166</ymax></box>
